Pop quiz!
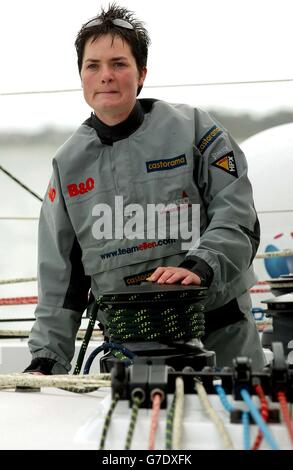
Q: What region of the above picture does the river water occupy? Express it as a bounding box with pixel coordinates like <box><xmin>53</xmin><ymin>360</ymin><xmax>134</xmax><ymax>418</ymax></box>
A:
<box><xmin>0</xmin><ymin>143</ymin><xmax>58</xmax><ymax>305</ymax></box>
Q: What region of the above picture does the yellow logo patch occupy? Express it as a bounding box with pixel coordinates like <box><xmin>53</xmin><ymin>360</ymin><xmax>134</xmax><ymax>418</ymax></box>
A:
<box><xmin>212</xmin><ymin>151</ymin><xmax>238</xmax><ymax>178</ymax></box>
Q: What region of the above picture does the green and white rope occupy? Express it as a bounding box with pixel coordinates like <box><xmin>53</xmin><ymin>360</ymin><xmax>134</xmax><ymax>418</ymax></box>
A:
<box><xmin>124</xmin><ymin>395</ymin><xmax>142</xmax><ymax>450</ymax></box>
<box><xmin>99</xmin><ymin>393</ymin><xmax>120</xmax><ymax>449</ymax></box>
<box><xmin>165</xmin><ymin>393</ymin><xmax>176</xmax><ymax>450</ymax></box>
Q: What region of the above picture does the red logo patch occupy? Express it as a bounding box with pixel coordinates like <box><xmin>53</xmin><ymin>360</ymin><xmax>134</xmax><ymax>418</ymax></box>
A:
<box><xmin>48</xmin><ymin>186</ymin><xmax>56</xmax><ymax>202</ymax></box>
<box><xmin>67</xmin><ymin>177</ymin><xmax>95</xmax><ymax>198</ymax></box>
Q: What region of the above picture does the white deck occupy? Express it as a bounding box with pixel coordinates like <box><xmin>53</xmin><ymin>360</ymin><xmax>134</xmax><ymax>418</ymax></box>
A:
<box><xmin>0</xmin><ymin>388</ymin><xmax>291</xmax><ymax>450</ymax></box>
<box><xmin>0</xmin><ymin>387</ymin><xmax>108</xmax><ymax>450</ymax></box>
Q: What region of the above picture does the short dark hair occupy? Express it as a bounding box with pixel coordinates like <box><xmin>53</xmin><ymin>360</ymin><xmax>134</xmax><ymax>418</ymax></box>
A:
<box><xmin>75</xmin><ymin>3</ymin><xmax>150</xmax><ymax>89</ymax></box>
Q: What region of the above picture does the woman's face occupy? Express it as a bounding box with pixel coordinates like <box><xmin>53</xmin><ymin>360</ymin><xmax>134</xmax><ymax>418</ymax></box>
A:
<box><xmin>81</xmin><ymin>34</ymin><xmax>147</xmax><ymax>125</ymax></box>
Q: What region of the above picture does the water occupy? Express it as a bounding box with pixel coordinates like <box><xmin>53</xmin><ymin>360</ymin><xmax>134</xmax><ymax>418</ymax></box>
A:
<box><xmin>0</xmin><ymin>143</ymin><xmax>59</xmax><ymax>308</ymax></box>
<box><xmin>0</xmin><ymin>143</ymin><xmax>96</xmax><ymax>362</ymax></box>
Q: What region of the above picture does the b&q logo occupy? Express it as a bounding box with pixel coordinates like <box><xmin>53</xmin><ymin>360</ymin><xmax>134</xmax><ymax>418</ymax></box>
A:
<box><xmin>67</xmin><ymin>178</ymin><xmax>95</xmax><ymax>198</ymax></box>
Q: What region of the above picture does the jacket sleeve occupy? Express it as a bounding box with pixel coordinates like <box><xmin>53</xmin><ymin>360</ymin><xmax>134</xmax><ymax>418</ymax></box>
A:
<box><xmin>28</xmin><ymin>159</ymin><xmax>91</xmax><ymax>373</ymax></box>
<box><xmin>183</xmin><ymin>109</ymin><xmax>260</xmax><ymax>293</ymax></box>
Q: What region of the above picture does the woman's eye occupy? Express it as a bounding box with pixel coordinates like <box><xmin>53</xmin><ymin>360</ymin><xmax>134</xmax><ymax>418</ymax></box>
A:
<box><xmin>87</xmin><ymin>63</ymin><xmax>98</xmax><ymax>69</ymax></box>
<box><xmin>114</xmin><ymin>62</ymin><xmax>125</xmax><ymax>68</ymax></box>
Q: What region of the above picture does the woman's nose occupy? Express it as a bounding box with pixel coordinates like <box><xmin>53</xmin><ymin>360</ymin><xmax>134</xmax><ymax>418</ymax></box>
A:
<box><xmin>100</xmin><ymin>66</ymin><xmax>114</xmax><ymax>83</ymax></box>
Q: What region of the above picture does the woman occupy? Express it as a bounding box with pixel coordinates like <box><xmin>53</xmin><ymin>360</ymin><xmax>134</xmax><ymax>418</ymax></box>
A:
<box><xmin>25</xmin><ymin>4</ymin><xmax>265</xmax><ymax>375</ymax></box>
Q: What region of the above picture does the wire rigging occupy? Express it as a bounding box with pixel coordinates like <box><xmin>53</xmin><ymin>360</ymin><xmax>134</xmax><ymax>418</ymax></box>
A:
<box><xmin>0</xmin><ymin>165</ymin><xmax>43</xmax><ymax>202</ymax></box>
<box><xmin>1</xmin><ymin>78</ymin><xmax>293</xmax><ymax>96</ymax></box>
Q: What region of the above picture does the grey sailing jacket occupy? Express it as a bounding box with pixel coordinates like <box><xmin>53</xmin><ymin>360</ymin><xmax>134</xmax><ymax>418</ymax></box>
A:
<box><xmin>28</xmin><ymin>100</ymin><xmax>261</xmax><ymax>372</ymax></box>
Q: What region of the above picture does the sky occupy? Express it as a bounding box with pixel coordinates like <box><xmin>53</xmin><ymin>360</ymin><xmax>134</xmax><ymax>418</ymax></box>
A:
<box><xmin>1</xmin><ymin>0</ymin><xmax>293</xmax><ymax>131</ymax></box>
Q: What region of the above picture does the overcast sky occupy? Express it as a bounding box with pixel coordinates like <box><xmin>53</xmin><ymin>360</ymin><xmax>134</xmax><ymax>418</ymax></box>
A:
<box><xmin>1</xmin><ymin>0</ymin><xmax>293</xmax><ymax>131</ymax></box>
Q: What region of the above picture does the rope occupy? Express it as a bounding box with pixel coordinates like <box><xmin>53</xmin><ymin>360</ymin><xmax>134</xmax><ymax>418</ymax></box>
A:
<box><xmin>240</xmin><ymin>389</ymin><xmax>279</xmax><ymax>450</ymax></box>
<box><xmin>242</xmin><ymin>411</ymin><xmax>251</xmax><ymax>451</ymax></box>
<box><xmin>256</xmin><ymin>249</ymin><xmax>293</xmax><ymax>259</ymax></box>
<box><xmin>124</xmin><ymin>395</ymin><xmax>142</xmax><ymax>450</ymax></box>
<box><xmin>195</xmin><ymin>379</ymin><xmax>234</xmax><ymax>449</ymax></box>
<box><xmin>0</xmin><ymin>277</ymin><xmax>37</xmax><ymax>285</ymax></box>
<box><xmin>99</xmin><ymin>393</ymin><xmax>120</xmax><ymax>450</ymax></box>
<box><xmin>105</xmin><ymin>303</ymin><xmax>205</xmax><ymax>343</ymax></box>
<box><xmin>0</xmin><ymin>165</ymin><xmax>43</xmax><ymax>202</ymax></box>
<box><xmin>165</xmin><ymin>393</ymin><xmax>176</xmax><ymax>450</ymax></box>
<box><xmin>260</xmin><ymin>281</ymin><xmax>293</xmax><ymax>288</ymax></box>
<box><xmin>0</xmin><ymin>296</ymin><xmax>38</xmax><ymax>306</ymax></box>
<box><xmin>172</xmin><ymin>377</ymin><xmax>185</xmax><ymax>450</ymax></box>
<box><xmin>214</xmin><ymin>384</ymin><xmax>235</xmax><ymax>413</ymax></box>
<box><xmin>215</xmin><ymin>383</ymin><xmax>255</xmax><ymax>451</ymax></box>
<box><xmin>148</xmin><ymin>393</ymin><xmax>162</xmax><ymax>450</ymax></box>
<box><xmin>252</xmin><ymin>383</ymin><xmax>269</xmax><ymax>450</ymax></box>
<box><xmin>0</xmin><ymin>216</ymin><xmax>39</xmax><ymax>220</ymax></box>
<box><xmin>258</xmin><ymin>209</ymin><xmax>293</xmax><ymax>214</ymax></box>
<box><xmin>73</xmin><ymin>298</ymin><xmax>101</xmax><ymax>375</ymax></box>
<box><xmin>0</xmin><ymin>256</ymin><xmax>289</xmax><ymax>292</ymax></box>
<box><xmin>277</xmin><ymin>391</ymin><xmax>293</xmax><ymax>447</ymax></box>
<box><xmin>0</xmin><ymin>373</ymin><xmax>110</xmax><ymax>390</ymax></box>
<box><xmin>250</xmin><ymin>288</ymin><xmax>271</xmax><ymax>294</ymax></box>
<box><xmin>0</xmin><ymin>329</ymin><xmax>103</xmax><ymax>340</ymax></box>
<box><xmin>83</xmin><ymin>342</ymin><xmax>136</xmax><ymax>374</ymax></box>
<box><xmin>0</xmin><ymin>330</ymin><xmax>31</xmax><ymax>338</ymax></box>
<box><xmin>0</xmin><ymin>317</ymin><xmax>35</xmax><ymax>323</ymax></box>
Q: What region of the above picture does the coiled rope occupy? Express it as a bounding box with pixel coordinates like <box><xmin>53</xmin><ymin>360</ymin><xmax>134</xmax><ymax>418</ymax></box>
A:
<box><xmin>103</xmin><ymin>301</ymin><xmax>205</xmax><ymax>344</ymax></box>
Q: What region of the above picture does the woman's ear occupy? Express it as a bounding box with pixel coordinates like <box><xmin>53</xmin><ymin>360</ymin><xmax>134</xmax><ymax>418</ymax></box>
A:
<box><xmin>138</xmin><ymin>66</ymin><xmax>147</xmax><ymax>86</ymax></box>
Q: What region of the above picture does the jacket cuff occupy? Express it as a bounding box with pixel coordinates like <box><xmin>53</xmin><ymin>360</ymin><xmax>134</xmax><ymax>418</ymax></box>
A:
<box><xmin>23</xmin><ymin>357</ymin><xmax>57</xmax><ymax>375</ymax></box>
<box><xmin>179</xmin><ymin>256</ymin><xmax>214</xmax><ymax>287</ymax></box>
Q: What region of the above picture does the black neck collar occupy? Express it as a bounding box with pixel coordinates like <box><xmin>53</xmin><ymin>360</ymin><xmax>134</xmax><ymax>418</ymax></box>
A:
<box><xmin>90</xmin><ymin>101</ymin><xmax>145</xmax><ymax>145</ymax></box>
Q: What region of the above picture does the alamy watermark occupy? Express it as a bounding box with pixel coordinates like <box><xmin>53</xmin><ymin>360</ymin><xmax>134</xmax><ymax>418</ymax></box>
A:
<box><xmin>91</xmin><ymin>196</ymin><xmax>200</xmax><ymax>251</ymax></box>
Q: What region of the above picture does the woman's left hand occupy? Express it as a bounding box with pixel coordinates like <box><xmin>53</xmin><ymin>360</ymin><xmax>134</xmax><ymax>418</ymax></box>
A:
<box><xmin>147</xmin><ymin>266</ymin><xmax>201</xmax><ymax>285</ymax></box>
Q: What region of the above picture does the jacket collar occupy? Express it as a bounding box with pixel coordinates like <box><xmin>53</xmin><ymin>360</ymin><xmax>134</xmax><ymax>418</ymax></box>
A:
<box><xmin>90</xmin><ymin>101</ymin><xmax>145</xmax><ymax>145</ymax></box>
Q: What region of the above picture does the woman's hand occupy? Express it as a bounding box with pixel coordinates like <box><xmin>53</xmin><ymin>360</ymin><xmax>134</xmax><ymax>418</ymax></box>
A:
<box><xmin>147</xmin><ymin>267</ymin><xmax>201</xmax><ymax>285</ymax></box>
